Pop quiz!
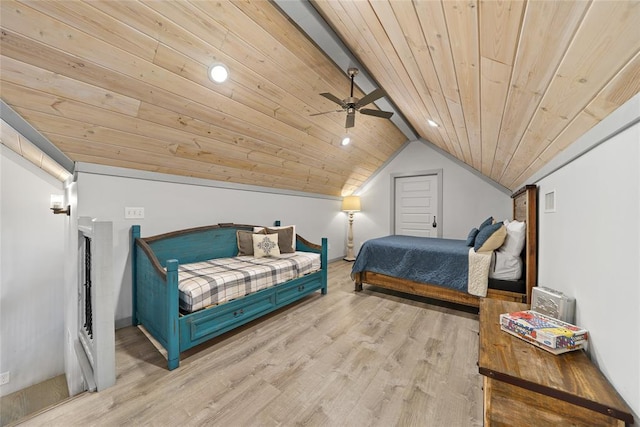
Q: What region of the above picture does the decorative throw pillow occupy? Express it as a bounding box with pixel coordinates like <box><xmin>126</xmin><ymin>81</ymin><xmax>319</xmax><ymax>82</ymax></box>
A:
<box><xmin>253</xmin><ymin>233</ymin><xmax>280</xmax><ymax>258</ymax></box>
<box><xmin>237</xmin><ymin>229</ymin><xmax>265</xmax><ymax>256</ymax></box>
<box><xmin>478</xmin><ymin>216</ymin><xmax>494</xmax><ymax>231</ymax></box>
<box><xmin>466</xmin><ymin>227</ymin><xmax>479</xmax><ymax>246</ymax></box>
<box><xmin>254</xmin><ymin>225</ymin><xmax>296</xmax><ymax>252</ymax></box>
<box><xmin>474</xmin><ymin>222</ymin><xmax>507</xmax><ymax>252</ymax></box>
<box><xmin>265</xmin><ymin>226</ymin><xmax>295</xmax><ymax>253</ymax></box>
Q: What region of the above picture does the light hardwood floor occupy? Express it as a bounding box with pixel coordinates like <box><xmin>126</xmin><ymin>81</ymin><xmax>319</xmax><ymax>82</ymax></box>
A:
<box><xmin>1</xmin><ymin>375</ymin><xmax>68</xmax><ymax>426</ymax></box>
<box><xmin>18</xmin><ymin>261</ymin><xmax>483</xmax><ymax>426</ymax></box>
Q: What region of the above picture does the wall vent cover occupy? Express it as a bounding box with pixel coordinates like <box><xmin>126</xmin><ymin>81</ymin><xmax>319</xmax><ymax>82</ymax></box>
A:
<box><xmin>544</xmin><ymin>190</ymin><xmax>556</xmax><ymax>213</ymax></box>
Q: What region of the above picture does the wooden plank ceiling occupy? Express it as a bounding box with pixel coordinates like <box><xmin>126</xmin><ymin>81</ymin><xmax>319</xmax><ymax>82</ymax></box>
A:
<box><xmin>1</xmin><ymin>1</ymin><xmax>639</xmax><ymax>196</ymax></box>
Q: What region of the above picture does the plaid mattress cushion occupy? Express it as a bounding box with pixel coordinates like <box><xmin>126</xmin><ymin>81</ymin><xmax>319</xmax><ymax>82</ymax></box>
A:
<box><xmin>177</xmin><ymin>252</ymin><xmax>321</xmax><ymax>313</ymax></box>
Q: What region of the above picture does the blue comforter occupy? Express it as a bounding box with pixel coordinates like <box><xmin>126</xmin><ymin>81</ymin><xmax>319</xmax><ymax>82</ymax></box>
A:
<box><xmin>351</xmin><ymin>235</ymin><xmax>470</xmax><ymax>292</ymax></box>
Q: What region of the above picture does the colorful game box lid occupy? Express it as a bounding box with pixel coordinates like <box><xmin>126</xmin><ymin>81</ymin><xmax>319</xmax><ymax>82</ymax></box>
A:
<box><xmin>499</xmin><ymin>310</ymin><xmax>588</xmax><ymax>354</ymax></box>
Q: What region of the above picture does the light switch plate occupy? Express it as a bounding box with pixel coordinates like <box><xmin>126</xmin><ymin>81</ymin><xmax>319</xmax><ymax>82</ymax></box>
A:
<box><xmin>125</xmin><ymin>207</ymin><xmax>145</xmax><ymax>219</ymax></box>
<box><xmin>0</xmin><ymin>371</ymin><xmax>10</xmax><ymax>385</ymax></box>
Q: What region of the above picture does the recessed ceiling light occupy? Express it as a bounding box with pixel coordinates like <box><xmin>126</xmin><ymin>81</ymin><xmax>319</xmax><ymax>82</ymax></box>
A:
<box><xmin>427</xmin><ymin>119</ymin><xmax>439</xmax><ymax>127</ymax></box>
<box><xmin>208</xmin><ymin>63</ymin><xmax>229</xmax><ymax>83</ymax></box>
<box><xmin>341</xmin><ymin>136</ymin><xmax>351</xmax><ymax>146</ymax></box>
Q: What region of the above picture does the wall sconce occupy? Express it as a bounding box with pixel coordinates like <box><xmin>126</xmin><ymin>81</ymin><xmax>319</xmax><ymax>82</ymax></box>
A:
<box><xmin>341</xmin><ymin>195</ymin><xmax>361</xmax><ymax>261</ymax></box>
<box><xmin>50</xmin><ymin>194</ymin><xmax>70</xmax><ymax>216</ymax></box>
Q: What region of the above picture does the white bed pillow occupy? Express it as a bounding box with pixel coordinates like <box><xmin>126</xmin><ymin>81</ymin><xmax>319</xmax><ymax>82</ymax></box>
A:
<box><xmin>499</xmin><ymin>220</ymin><xmax>526</xmax><ymax>257</ymax></box>
<box><xmin>254</xmin><ymin>225</ymin><xmax>296</xmax><ymax>251</ymax></box>
<box><xmin>489</xmin><ymin>251</ymin><xmax>523</xmax><ymax>280</ymax></box>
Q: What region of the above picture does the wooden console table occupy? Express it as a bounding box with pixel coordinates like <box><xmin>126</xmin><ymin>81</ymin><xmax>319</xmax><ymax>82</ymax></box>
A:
<box><xmin>478</xmin><ymin>299</ymin><xmax>634</xmax><ymax>426</ymax></box>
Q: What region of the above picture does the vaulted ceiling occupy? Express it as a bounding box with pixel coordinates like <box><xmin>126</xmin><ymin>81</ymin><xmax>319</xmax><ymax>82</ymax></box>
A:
<box><xmin>1</xmin><ymin>0</ymin><xmax>639</xmax><ymax>196</ymax></box>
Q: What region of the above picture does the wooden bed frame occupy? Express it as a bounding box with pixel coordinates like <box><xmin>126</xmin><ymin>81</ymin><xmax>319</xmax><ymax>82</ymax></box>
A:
<box><xmin>131</xmin><ymin>223</ymin><xmax>328</xmax><ymax>370</ymax></box>
<box><xmin>354</xmin><ymin>185</ymin><xmax>538</xmax><ymax>307</ymax></box>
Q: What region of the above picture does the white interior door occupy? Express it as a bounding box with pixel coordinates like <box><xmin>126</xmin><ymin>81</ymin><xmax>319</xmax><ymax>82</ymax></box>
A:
<box><xmin>394</xmin><ymin>174</ymin><xmax>440</xmax><ymax>237</ymax></box>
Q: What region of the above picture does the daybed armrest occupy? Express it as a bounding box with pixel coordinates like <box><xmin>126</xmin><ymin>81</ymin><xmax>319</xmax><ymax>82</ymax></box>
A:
<box><xmin>164</xmin><ymin>259</ymin><xmax>180</xmax><ymax>370</ymax></box>
<box><xmin>131</xmin><ymin>225</ymin><xmax>181</xmax><ymax>369</ymax></box>
<box><xmin>296</xmin><ymin>235</ymin><xmax>328</xmax><ymax>291</ymax></box>
<box><xmin>295</xmin><ymin>234</ymin><xmax>322</xmax><ymax>252</ymax></box>
<box><xmin>134</xmin><ymin>237</ymin><xmax>168</xmax><ymax>278</ymax></box>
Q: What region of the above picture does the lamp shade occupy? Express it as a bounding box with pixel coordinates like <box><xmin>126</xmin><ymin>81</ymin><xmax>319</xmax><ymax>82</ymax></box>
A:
<box><xmin>341</xmin><ymin>195</ymin><xmax>361</xmax><ymax>212</ymax></box>
<box><xmin>50</xmin><ymin>194</ymin><xmax>64</xmax><ymax>209</ymax></box>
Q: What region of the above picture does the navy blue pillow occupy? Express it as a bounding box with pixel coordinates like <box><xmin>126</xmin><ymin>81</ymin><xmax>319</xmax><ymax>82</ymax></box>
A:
<box><xmin>474</xmin><ymin>222</ymin><xmax>506</xmax><ymax>252</ymax></box>
<box><xmin>466</xmin><ymin>227</ymin><xmax>479</xmax><ymax>246</ymax></box>
<box><xmin>478</xmin><ymin>216</ymin><xmax>494</xmax><ymax>231</ymax></box>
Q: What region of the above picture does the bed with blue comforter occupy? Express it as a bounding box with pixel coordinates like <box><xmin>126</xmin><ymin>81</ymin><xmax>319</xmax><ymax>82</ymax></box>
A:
<box><xmin>352</xmin><ymin>235</ymin><xmax>471</xmax><ymax>292</ymax></box>
<box><xmin>352</xmin><ymin>185</ymin><xmax>538</xmax><ymax>308</ymax></box>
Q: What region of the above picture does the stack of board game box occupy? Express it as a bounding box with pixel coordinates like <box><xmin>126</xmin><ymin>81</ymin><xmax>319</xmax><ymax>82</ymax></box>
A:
<box><xmin>499</xmin><ymin>310</ymin><xmax>588</xmax><ymax>355</ymax></box>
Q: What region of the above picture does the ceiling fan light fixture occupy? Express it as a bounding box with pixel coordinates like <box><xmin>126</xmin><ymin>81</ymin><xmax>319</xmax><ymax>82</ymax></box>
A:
<box><xmin>341</xmin><ymin>136</ymin><xmax>351</xmax><ymax>146</ymax></box>
<box><xmin>312</xmin><ymin>67</ymin><xmax>393</xmax><ymax>129</ymax></box>
<box><xmin>427</xmin><ymin>119</ymin><xmax>439</xmax><ymax>127</ymax></box>
<box><xmin>208</xmin><ymin>63</ymin><xmax>229</xmax><ymax>83</ymax></box>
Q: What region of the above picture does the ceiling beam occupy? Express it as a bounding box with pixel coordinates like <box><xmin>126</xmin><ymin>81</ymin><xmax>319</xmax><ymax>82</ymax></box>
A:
<box><xmin>273</xmin><ymin>0</ymin><xmax>418</xmax><ymax>142</ymax></box>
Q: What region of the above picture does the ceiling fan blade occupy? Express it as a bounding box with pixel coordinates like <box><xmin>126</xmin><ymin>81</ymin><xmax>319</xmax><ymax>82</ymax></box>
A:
<box><xmin>310</xmin><ymin>109</ymin><xmax>343</xmax><ymax>116</ymax></box>
<box><xmin>320</xmin><ymin>92</ymin><xmax>345</xmax><ymax>106</ymax></box>
<box><xmin>360</xmin><ymin>108</ymin><xmax>394</xmax><ymax>119</ymax></box>
<box><xmin>356</xmin><ymin>88</ymin><xmax>385</xmax><ymax>108</ymax></box>
<box><xmin>345</xmin><ymin>112</ymin><xmax>355</xmax><ymax>129</ymax></box>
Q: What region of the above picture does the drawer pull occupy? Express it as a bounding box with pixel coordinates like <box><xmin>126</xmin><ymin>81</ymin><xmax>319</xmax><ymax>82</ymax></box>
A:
<box><xmin>233</xmin><ymin>309</ymin><xmax>244</xmax><ymax>317</ymax></box>
<box><xmin>298</xmin><ymin>285</ymin><xmax>305</xmax><ymax>292</ymax></box>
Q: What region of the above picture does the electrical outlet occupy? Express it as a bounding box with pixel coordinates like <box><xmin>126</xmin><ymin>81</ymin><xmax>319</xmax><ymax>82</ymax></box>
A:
<box><xmin>0</xmin><ymin>371</ymin><xmax>10</xmax><ymax>385</ymax></box>
<box><xmin>125</xmin><ymin>207</ymin><xmax>145</xmax><ymax>219</ymax></box>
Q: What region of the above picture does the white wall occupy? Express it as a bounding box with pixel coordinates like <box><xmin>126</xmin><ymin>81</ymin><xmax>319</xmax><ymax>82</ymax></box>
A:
<box><xmin>74</xmin><ymin>168</ymin><xmax>346</xmax><ymax>324</ymax></box>
<box><xmin>62</xmin><ymin>181</ymin><xmax>83</xmax><ymax>396</ymax></box>
<box><xmin>536</xmin><ymin>104</ymin><xmax>639</xmax><ymax>416</ymax></box>
<box><xmin>0</xmin><ymin>147</ymin><xmax>66</xmax><ymax>396</ymax></box>
<box><xmin>355</xmin><ymin>140</ymin><xmax>512</xmax><ymax>250</ymax></box>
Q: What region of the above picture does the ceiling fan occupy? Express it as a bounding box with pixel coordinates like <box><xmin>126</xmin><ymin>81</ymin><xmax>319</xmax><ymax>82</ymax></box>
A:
<box><xmin>311</xmin><ymin>67</ymin><xmax>393</xmax><ymax>129</ymax></box>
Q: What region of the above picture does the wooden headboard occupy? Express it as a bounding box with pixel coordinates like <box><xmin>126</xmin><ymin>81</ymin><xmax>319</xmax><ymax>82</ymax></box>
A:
<box><xmin>511</xmin><ymin>184</ymin><xmax>538</xmax><ymax>304</ymax></box>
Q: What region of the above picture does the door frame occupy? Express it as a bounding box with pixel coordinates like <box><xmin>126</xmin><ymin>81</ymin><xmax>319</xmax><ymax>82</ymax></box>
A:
<box><xmin>390</xmin><ymin>169</ymin><xmax>443</xmax><ymax>238</ymax></box>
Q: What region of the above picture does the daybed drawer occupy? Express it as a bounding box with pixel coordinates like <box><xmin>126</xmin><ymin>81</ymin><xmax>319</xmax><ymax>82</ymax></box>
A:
<box><xmin>187</xmin><ymin>291</ymin><xmax>276</xmax><ymax>341</ymax></box>
<box><xmin>276</xmin><ymin>275</ymin><xmax>323</xmax><ymax>305</ymax></box>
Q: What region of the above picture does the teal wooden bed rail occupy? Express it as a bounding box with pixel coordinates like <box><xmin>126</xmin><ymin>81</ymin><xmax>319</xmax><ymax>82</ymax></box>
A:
<box><xmin>131</xmin><ymin>223</ymin><xmax>327</xmax><ymax>370</ymax></box>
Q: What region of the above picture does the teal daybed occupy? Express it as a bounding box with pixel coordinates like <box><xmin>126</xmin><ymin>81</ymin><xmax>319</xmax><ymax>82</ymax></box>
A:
<box><xmin>131</xmin><ymin>223</ymin><xmax>327</xmax><ymax>370</ymax></box>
